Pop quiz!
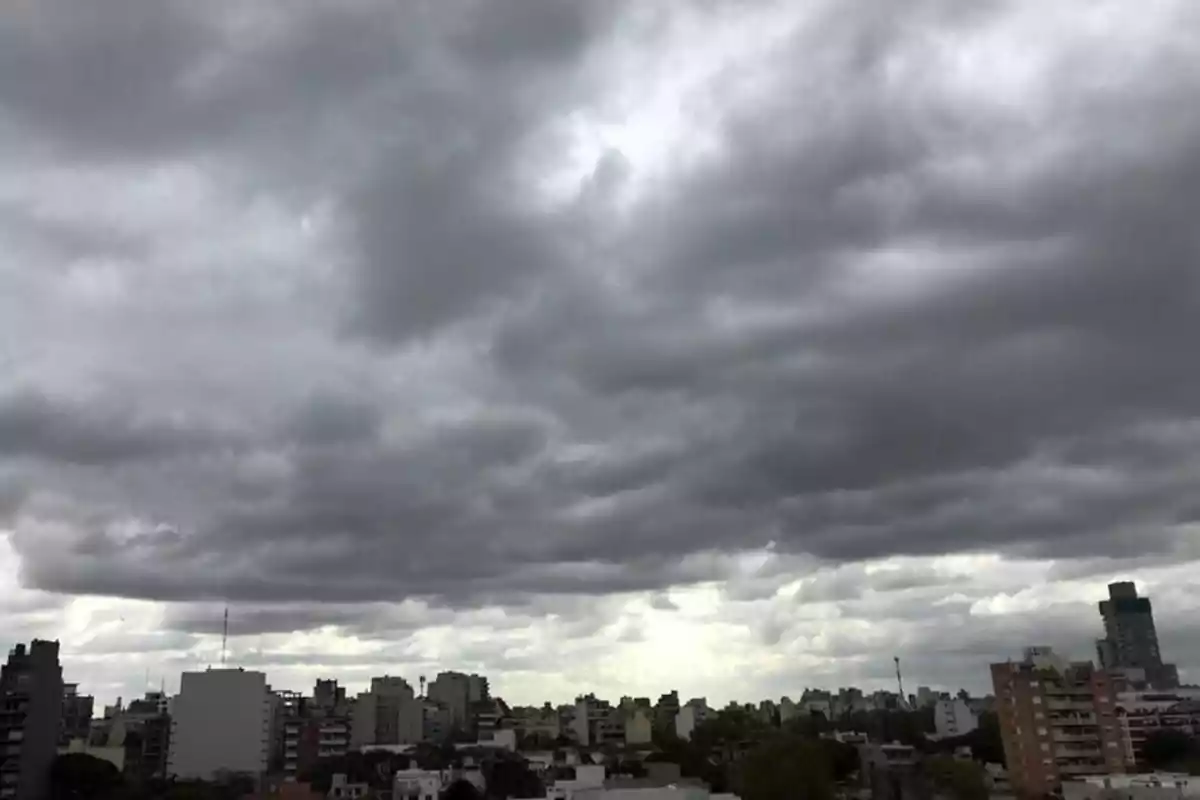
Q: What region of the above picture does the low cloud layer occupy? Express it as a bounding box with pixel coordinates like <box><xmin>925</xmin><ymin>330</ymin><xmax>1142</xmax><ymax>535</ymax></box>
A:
<box><xmin>3</xmin><ymin>0</ymin><xmax>1200</xmax><ymax>701</ymax></box>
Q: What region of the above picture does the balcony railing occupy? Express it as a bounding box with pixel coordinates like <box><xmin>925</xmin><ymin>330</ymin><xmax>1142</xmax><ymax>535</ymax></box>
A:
<box><xmin>1047</xmin><ymin>700</ymin><xmax>1095</xmax><ymax>712</ymax></box>
<box><xmin>1057</xmin><ymin>746</ymin><xmax>1103</xmax><ymax>759</ymax></box>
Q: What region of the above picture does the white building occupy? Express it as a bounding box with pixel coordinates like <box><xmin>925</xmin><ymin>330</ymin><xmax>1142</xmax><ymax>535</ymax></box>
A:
<box><xmin>674</xmin><ymin>699</ymin><xmax>709</xmax><ymax>741</ymax></box>
<box><xmin>329</xmin><ymin>773</ymin><xmax>370</xmax><ymax>800</ymax></box>
<box><xmin>167</xmin><ymin>669</ymin><xmax>270</xmax><ymax>780</ymax></box>
<box><xmin>540</xmin><ymin>765</ymin><xmax>726</xmax><ymax>800</ymax></box>
<box><xmin>393</xmin><ymin>769</ymin><xmax>443</xmax><ymax>800</ymax></box>
<box><xmin>933</xmin><ymin>698</ymin><xmax>977</xmax><ymax>739</ymax></box>
<box><xmin>1062</xmin><ymin>774</ymin><xmax>1200</xmax><ymax>800</ymax></box>
<box><xmin>546</xmin><ymin>764</ymin><xmax>606</xmax><ymax>800</ymax></box>
<box><xmin>572</xmin><ymin>695</ymin><xmax>615</xmax><ymax>747</ymax></box>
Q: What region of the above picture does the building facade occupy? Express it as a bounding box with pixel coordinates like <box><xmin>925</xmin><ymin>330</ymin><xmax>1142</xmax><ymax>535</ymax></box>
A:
<box><xmin>168</xmin><ymin>669</ymin><xmax>271</xmax><ymax>781</ymax></box>
<box><xmin>674</xmin><ymin>699</ymin><xmax>709</xmax><ymax>741</ymax></box>
<box><xmin>1114</xmin><ymin>690</ymin><xmax>1200</xmax><ymax>768</ymax></box>
<box><xmin>59</xmin><ymin>684</ymin><xmax>94</xmax><ymax>746</ymax></box>
<box><xmin>351</xmin><ymin>677</ymin><xmax>422</xmax><ymax>748</ymax></box>
<box><xmin>0</xmin><ymin>640</ymin><xmax>64</xmax><ymax>800</ymax></box>
<box><xmin>934</xmin><ymin>698</ymin><xmax>978</xmax><ymax>739</ymax></box>
<box><xmin>1097</xmin><ymin>582</ymin><xmax>1179</xmax><ymax>689</ymax></box>
<box><xmin>992</xmin><ymin>648</ymin><xmax>1126</xmax><ymax>797</ymax></box>
<box><xmin>427</xmin><ymin>673</ymin><xmax>472</xmax><ymax>730</ymax></box>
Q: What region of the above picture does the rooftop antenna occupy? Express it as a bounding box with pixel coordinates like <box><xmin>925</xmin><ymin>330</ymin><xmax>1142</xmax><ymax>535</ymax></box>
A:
<box><xmin>221</xmin><ymin>606</ymin><xmax>229</xmax><ymax>667</ymax></box>
<box><xmin>420</xmin><ymin>675</ymin><xmax>427</xmax><ymax>698</ymax></box>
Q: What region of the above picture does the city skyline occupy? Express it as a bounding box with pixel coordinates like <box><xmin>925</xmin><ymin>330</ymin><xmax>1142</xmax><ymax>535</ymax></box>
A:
<box><xmin>9</xmin><ymin>577</ymin><xmax>1194</xmax><ymax>709</ymax></box>
<box><xmin>4</xmin><ymin>0</ymin><xmax>1200</xmax><ymax>718</ymax></box>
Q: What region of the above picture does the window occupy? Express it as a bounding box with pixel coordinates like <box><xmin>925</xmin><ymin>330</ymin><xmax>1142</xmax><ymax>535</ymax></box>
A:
<box><xmin>1032</xmin><ymin>696</ymin><xmax>1042</xmax><ymax>705</ymax></box>
<box><xmin>1038</xmin><ymin>727</ymin><xmax>1048</xmax><ymax>735</ymax></box>
<box><xmin>1041</xmin><ymin>743</ymin><xmax>1050</xmax><ymax>752</ymax></box>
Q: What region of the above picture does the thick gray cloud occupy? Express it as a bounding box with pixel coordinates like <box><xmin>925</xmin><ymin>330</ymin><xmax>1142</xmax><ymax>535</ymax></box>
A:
<box><xmin>3</xmin><ymin>0</ymin><xmax>1200</xmax><ymax>696</ymax></box>
<box><xmin>0</xmin><ymin>389</ymin><xmax>235</xmax><ymax>466</ymax></box>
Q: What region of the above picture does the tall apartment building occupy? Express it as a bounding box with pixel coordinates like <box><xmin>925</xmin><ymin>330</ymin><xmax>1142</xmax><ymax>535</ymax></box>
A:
<box><xmin>121</xmin><ymin>692</ymin><xmax>172</xmax><ymax>784</ymax></box>
<box><xmin>653</xmin><ymin>691</ymin><xmax>680</xmax><ymax>731</ymax></box>
<box><xmin>59</xmin><ymin>683</ymin><xmax>94</xmax><ymax>745</ymax></box>
<box><xmin>427</xmin><ymin>672</ymin><xmax>474</xmax><ymax>730</ymax></box>
<box><xmin>934</xmin><ymin>698</ymin><xmax>978</xmax><ymax>739</ymax></box>
<box><xmin>350</xmin><ymin>676</ymin><xmax>422</xmax><ymax>748</ymax></box>
<box><xmin>313</xmin><ymin>680</ymin><xmax>347</xmax><ymax>715</ymax></box>
<box><xmin>167</xmin><ymin>669</ymin><xmax>271</xmax><ymax>781</ymax></box>
<box><xmin>467</xmin><ymin>675</ymin><xmax>489</xmax><ymax>704</ymax></box>
<box><xmin>674</xmin><ymin>698</ymin><xmax>710</xmax><ymax>741</ymax></box>
<box><xmin>992</xmin><ymin>648</ymin><xmax>1126</xmax><ymax>797</ymax></box>
<box><xmin>1096</xmin><ymin>582</ymin><xmax>1179</xmax><ymax>689</ymax></box>
<box><xmin>0</xmin><ymin>641</ymin><xmax>64</xmax><ymax>800</ymax></box>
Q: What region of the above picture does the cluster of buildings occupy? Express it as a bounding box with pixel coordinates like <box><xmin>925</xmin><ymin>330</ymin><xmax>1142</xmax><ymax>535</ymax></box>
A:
<box><xmin>0</xmin><ymin>641</ymin><xmax>170</xmax><ymax>800</ymax></box>
<box><xmin>993</xmin><ymin>582</ymin><xmax>1197</xmax><ymax>797</ymax></box>
<box><xmin>3</xmin><ymin>579</ymin><xmax>1196</xmax><ymax>800</ymax></box>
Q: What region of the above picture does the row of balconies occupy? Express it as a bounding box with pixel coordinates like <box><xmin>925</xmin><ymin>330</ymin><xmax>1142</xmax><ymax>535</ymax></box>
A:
<box><xmin>1056</xmin><ymin>745</ymin><xmax>1103</xmax><ymax>758</ymax></box>
<box><xmin>1046</xmin><ymin>700</ymin><xmax>1095</xmax><ymax>712</ymax></box>
<box><xmin>1058</xmin><ymin>762</ymin><xmax>1108</xmax><ymax>776</ymax></box>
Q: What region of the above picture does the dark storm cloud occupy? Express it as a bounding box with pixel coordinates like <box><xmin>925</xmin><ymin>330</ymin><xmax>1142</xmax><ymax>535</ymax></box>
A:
<box><xmin>4</xmin><ymin>0</ymin><xmax>1200</xmax><ymax>641</ymax></box>
<box><xmin>0</xmin><ymin>389</ymin><xmax>233</xmax><ymax>466</ymax></box>
<box><xmin>162</xmin><ymin>602</ymin><xmax>435</xmax><ymax>637</ymax></box>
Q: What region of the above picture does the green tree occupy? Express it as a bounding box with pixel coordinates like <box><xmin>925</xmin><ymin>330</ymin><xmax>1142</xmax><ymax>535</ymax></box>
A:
<box><xmin>737</xmin><ymin>736</ymin><xmax>832</xmax><ymax>800</ymax></box>
<box><xmin>1143</xmin><ymin>730</ymin><xmax>1198</xmax><ymax>770</ymax></box>
<box><xmin>924</xmin><ymin>756</ymin><xmax>987</xmax><ymax>800</ymax></box>
<box><xmin>818</xmin><ymin>738</ymin><xmax>859</xmax><ymax>783</ymax></box>
<box><xmin>443</xmin><ymin>779</ymin><xmax>484</xmax><ymax>800</ymax></box>
<box><xmin>485</xmin><ymin>758</ymin><xmax>544</xmax><ymax>800</ymax></box>
<box><xmin>48</xmin><ymin>753</ymin><xmax>126</xmax><ymax>800</ymax></box>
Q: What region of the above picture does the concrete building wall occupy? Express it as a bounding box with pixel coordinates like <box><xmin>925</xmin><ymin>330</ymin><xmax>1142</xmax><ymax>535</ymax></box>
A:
<box><xmin>427</xmin><ymin>673</ymin><xmax>471</xmax><ymax>729</ymax></box>
<box><xmin>168</xmin><ymin>669</ymin><xmax>270</xmax><ymax>781</ymax></box>
<box><xmin>350</xmin><ymin>693</ymin><xmax>376</xmax><ymax>748</ymax></box>
<box><xmin>573</xmin><ymin>699</ymin><xmax>590</xmax><ymax>746</ymax></box>
<box><xmin>370</xmin><ymin>677</ymin><xmax>414</xmax><ymax>699</ymax></box>
<box><xmin>397</xmin><ymin>699</ymin><xmax>423</xmax><ymax>745</ymax></box>
<box><xmin>624</xmin><ymin>709</ymin><xmax>652</xmax><ymax>746</ymax></box>
<box><xmin>674</xmin><ymin>702</ymin><xmax>708</xmax><ymax>742</ymax></box>
<box><xmin>467</xmin><ymin>675</ymin><xmax>489</xmax><ymax>704</ymax></box>
<box><xmin>934</xmin><ymin>698</ymin><xmax>977</xmax><ymax>739</ymax></box>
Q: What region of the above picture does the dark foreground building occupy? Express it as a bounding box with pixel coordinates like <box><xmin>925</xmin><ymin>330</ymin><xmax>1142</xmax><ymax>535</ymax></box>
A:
<box><xmin>1</xmin><ymin>640</ymin><xmax>64</xmax><ymax>800</ymax></box>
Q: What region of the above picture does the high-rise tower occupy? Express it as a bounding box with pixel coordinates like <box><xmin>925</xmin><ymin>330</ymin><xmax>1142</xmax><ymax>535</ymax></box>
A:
<box><xmin>1096</xmin><ymin>581</ymin><xmax>1178</xmax><ymax>689</ymax></box>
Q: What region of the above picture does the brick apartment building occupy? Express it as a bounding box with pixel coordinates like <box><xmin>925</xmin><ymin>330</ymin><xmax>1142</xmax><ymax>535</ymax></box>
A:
<box><xmin>992</xmin><ymin>647</ymin><xmax>1128</xmax><ymax>797</ymax></box>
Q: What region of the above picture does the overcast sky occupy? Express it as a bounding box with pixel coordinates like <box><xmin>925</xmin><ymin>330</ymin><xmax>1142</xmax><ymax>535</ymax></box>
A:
<box><xmin>3</xmin><ymin>0</ymin><xmax>1200</xmax><ymax>707</ymax></box>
